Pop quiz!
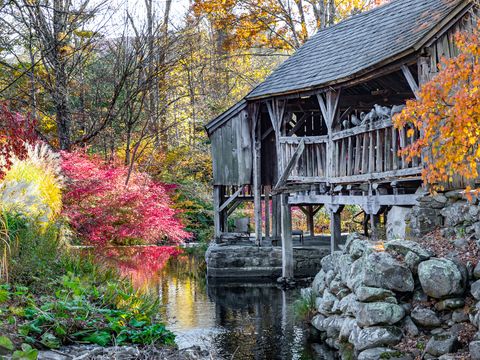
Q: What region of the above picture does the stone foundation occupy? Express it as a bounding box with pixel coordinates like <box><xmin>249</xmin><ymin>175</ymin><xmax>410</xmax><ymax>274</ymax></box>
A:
<box><xmin>306</xmin><ymin>233</ymin><xmax>480</xmax><ymax>359</ymax></box>
<box><xmin>205</xmin><ymin>244</ymin><xmax>328</xmax><ymax>279</ymax></box>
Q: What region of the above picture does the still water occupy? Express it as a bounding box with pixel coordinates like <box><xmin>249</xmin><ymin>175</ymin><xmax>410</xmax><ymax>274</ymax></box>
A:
<box><xmin>101</xmin><ymin>246</ymin><xmax>327</xmax><ymax>360</ymax></box>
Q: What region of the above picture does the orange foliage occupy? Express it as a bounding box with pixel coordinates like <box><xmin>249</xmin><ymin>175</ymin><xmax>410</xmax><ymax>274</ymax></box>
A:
<box><xmin>393</xmin><ymin>26</ymin><xmax>480</xmax><ymax>193</ymax></box>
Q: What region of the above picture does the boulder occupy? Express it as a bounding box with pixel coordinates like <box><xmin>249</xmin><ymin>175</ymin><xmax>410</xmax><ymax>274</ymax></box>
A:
<box><xmin>311</xmin><ymin>314</ymin><xmax>326</xmax><ymax>331</ymax></box>
<box><xmin>358</xmin><ymin>347</ymin><xmax>411</xmax><ymax>360</ymax></box>
<box><xmin>425</xmin><ymin>333</ymin><xmax>459</xmax><ymax>357</ymax></box>
<box><xmin>356</xmin><ymin>302</ymin><xmax>405</xmax><ymax>327</ymax></box>
<box><xmin>471</xmin><ymin>280</ymin><xmax>480</xmax><ymax>300</ymax></box>
<box><xmin>352</xmin><ymin>326</ymin><xmax>403</xmax><ymax>352</ymax></box>
<box><xmin>470</xmin><ymin>341</ymin><xmax>480</xmax><ymax>360</ymax></box>
<box><xmin>339</xmin><ymin>317</ymin><xmax>357</xmax><ymax>341</ymax></box>
<box><xmin>411</xmin><ymin>307</ymin><xmax>441</xmax><ymax>328</ymax></box>
<box><xmin>316</xmin><ymin>290</ymin><xmax>337</xmax><ymax>315</ymax></box>
<box><xmin>312</xmin><ymin>270</ymin><xmax>327</xmax><ymax>296</ymax></box>
<box><xmin>418</xmin><ymin>258</ymin><xmax>466</xmax><ymax>298</ymax></box>
<box><xmin>404</xmin><ymin>251</ymin><xmax>421</xmax><ymax>274</ymax></box>
<box><xmin>347</xmin><ymin>252</ymin><xmax>414</xmax><ymax>293</ymax></box>
<box><xmin>452</xmin><ymin>309</ymin><xmax>469</xmax><ymax>323</ymax></box>
<box><xmin>385</xmin><ymin>239</ymin><xmax>433</xmax><ymax>260</ymax></box>
<box><xmin>386</xmin><ymin>206</ymin><xmax>411</xmax><ymax>241</ymax></box>
<box><xmin>440</xmin><ymin>201</ymin><xmax>472</xmax><ymax>227</ymax></box>
<box><xmin>335</xmin><ymin>293</ymin><xmax>358</xmax><ymax>316</ymax></box>
<box><xmin>401</xmin><ymin>316</ymin><xmax>419</xmax><ymax>336</ymax></box>
<box><xmin>435</xmin><ymin>298</ymin><xmax>464</xmax><ymax>311</ymax></box>
<box><xmin>321</xmin><ymin>252</ymin><xmax>342</xmax><ymax>273</ymax></box>
<box><xmin>355</xmin><ymin>286</ymin><xmax>396</xmax><ymax>302</ymax></box>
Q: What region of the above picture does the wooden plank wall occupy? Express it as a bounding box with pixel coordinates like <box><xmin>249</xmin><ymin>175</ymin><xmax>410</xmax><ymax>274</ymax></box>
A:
<box><xmin>211</xmin><ymin>109</ymin><xmax>253</xmax><ymax>186</ymax></box>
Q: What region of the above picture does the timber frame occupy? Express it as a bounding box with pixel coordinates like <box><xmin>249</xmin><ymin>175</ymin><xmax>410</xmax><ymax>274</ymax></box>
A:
<box><xmin>205</xmin><ymin>0</ymin><xmax>476</xmax><ymax>279</ymax></box>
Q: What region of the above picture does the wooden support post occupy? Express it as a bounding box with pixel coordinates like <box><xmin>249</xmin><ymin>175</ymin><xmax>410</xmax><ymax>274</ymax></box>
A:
<box><xmin>265</xmin><ymin>186</ymin><xmax>271</xmax><ymax>242</ymax></box>
<box><xmin>317</xmin><ymin>90</ymin><xmax>341</xmax><ymax>179</ymax></box>
<box><xmin>281</xmin><ymin>193</ymin><xmax>293</xmax><ymax>279</ymax></box>
<box><xmin>213</xmin><ymin>185</ymin><xmax>223</xmax><ymax>242</ymax></box>
<box><xmin>326</xmin><ymin>204</ymin><xmax>343</xmax><ymax>253</ymax></box>
<box><xmin>307</xmin><ymin>205</ymin><xmax>315</xmax><ymax>238</ymax></box>
<box><xmin>252</xmin><ymin>104</ymin><xmax>262</xmax><ymax>246</ymax></box>
<box><xmin>271</xmin><ymin>195</ymin><xmax>278</xmax><ymax>243</ymax></box>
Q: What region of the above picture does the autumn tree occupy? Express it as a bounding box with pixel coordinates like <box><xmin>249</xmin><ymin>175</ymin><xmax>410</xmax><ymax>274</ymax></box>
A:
<box><xmin>393</xmin><ymin>26</ymin><xmax>480</xmax><ymax>192</ymax></box>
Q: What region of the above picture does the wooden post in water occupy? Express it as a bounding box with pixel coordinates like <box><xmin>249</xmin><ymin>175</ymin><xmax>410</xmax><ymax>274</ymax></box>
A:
<box><xmin>265</xmin><ymin>185</ymin><xmax>271</xmax><ymax>242</ymax></box>
<box><xmin>213</xmin><ymin>185</ymin><xmax>223</xmax><ymax>242</ymax></box>
<box><xmin>281</xmin><ymin>193</ymin><xmax>293</xmax><ymax>279</ymax></box>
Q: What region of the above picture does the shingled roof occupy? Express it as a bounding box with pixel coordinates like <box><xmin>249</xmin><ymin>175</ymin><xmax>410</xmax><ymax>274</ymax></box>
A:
<box><xmin>247</xmin><ymin>0</ymin><xmax>469</xmax><ymax>100</ymax></box>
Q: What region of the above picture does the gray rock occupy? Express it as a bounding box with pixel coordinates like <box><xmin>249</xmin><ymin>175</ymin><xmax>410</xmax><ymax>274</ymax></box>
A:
<box><xmin>358</xmin><ymin>347</ymin><xmax>411</xmax><ymax>360</ymax></box>
<box><xmin>352</xmin><ymin>326</ymin><xmax>403</xmax><ymax>352</ymax></box>
<box><xmin>347</xmin><ymin>252</ymin><xmax>414</xmax><ymax>293</ymax></box>
<box><xmin>385</xmin><ymin>239</ymin><xmax>433</xmax><ymax>260</ymax></box>
<box><xmin>321</xmin><ymin>252</ymin><xmax>342</xmax><ymax>273</ymax></box>
<box><xmin>470</xmin><ymin>341</ymin><xmax>480</xmax><ymax>360</ymax></box>
<box><xmin>38</xmin><ymin>351</ymin><xmax>72</xmax><ymax>360</ymax></box>
<box><xmin>402</xmin><ymin>316</ymin><xmax>419</xmax><ymax>337</ymax></box>
<box><xmin>325</xmin><ymin>270</ymin><xmax>336</xmax><ymax>285</ymax></box>
<box><xmin>474</xmin><ymin>262</ymin><xmax>480</xmax><ymax>279</ymax></box>
<box><xmin>335</xmin><ymin>293</ymin><xmax>358</xmax><ymax>316</ymax></box>
<box><xmin>435</xmin><ymin>298</ymin><xmax>465</xmax><ymax>311</ymax></box>
<box><xmin>404</xmin><ymin>251</ymin><xmax>421</xmax><ymax>274</ymax></box>
<box><xmin>452</xmin><ymin>309</ymin><xmax>469</xmax><ymax>323</ymax></box>
<box><xmin>335</xmin><ymin>254</ymin><xmax>354</xmax><ymax>286</ymax></box>
<box><xmin>339</xmin><ymin>317</ymin><xmax>356</xmax><ymax>342</ymax></box>
<box><xmin>425</xmin><ymin>333</ymin><xmax>459</xmax><ymax>356</ymax></box>
<box><xmin>411</xmin><ymin>307</ymin><xmax>441</xmax><ymax>328</ymax></box>
<box><xmin>312</xmin><ymin>270</ymin><xmax>327</xmax><ymax>296</ymax></box>
<box><xmin>316</xmin><ymin>290</ymin><xmax>337</xmax><ymax>315</ymax></box>
<box><xmin>472</xmin><ymin>280</ymin><xmax>480</xmax><ymax>300</ymax></box>
<box><xmin>418</xmin><ymin>258</ymin><xmax>466</xmax><ymax>298</ymax></box>
<box><xmin>453</xmin><ymin>238</ymin><xmax>468</xmax><ymax>249</ymax></box>
<box><xmin>386</xmin><ymin>206</ymin><xmax>411</xmax><ymax>241</ymax></box>
<box><xmin>355</xmin><ymin>286</ymin><xmax>396</xmax><ymax>302</ymax></box>
<box><xmin>356</xmin><ymin>302</ymin><xmax>405</xmax><ymax>327</ymax></box>
<box><xmin>441</xmin><ymin>201</ymin><xmax>472</xmax><ymax>227</ymax></box>
<box><xmin>323</xmin><ymin>315</ymin><xmax>345</xmax><ymax>339</ymax></box>
<box><xmin>311</xmin><ymin>314</ymin><xmax>326</xmax><ymax>331</ymax></box>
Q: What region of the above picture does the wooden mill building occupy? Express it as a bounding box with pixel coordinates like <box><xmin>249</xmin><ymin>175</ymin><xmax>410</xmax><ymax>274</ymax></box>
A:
<box><xmin>205</xmin><ymin>0</ymin><xmax>476</xmax><ymax>278</ymax></box>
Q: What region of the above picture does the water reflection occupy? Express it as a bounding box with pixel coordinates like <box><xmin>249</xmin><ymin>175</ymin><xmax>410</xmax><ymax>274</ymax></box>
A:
<box><xmin>98</xmin><ymin>247</ymin><xmax>326</xmax><ymax>359</ymax></box>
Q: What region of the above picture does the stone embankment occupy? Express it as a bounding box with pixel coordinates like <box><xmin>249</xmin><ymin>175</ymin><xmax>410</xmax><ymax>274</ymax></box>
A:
<box><xmin>307</xmin><ymin>231</ymin><xmax>480</xmax><ymax>359</ymax></box>
<box><xmin>206</xmin><ymin>244</ymin><xmax>328</xmax><ymax>278</ymax></box>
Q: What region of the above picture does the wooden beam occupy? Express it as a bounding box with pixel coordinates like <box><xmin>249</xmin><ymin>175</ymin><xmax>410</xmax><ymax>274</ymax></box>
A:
<box><xmin>287</xmin><ymin>113</ymin><xmax>309</xmax><ymax>136</ymax></box>
<box><xmin>227</xmin><ymin>199</ymin><xmax>242</xmax><ymax>216</ymax></box>
<box><xmin>281</xmin><ymin>193</ymin><xmax>293</xmax><ymax>279</ymax></box>
<box><xmin>289</xmin><ymin>193</ymin><xmax>422</xmax><ymax>209</ymax></box>
<box><xmin>218</xmin><ymin>186</ymin><xmax>244</xmax><ymax>213</ymax></box>
<box><xmin>252</xmin><ymin>103</ymin><xmax>262</xmax><ymax>246</ymax></box>
<box><xmin>274</xmin><ymin>139</ymin><xmax>305</xmax><ymax>191</ymax></box>
<box><xmin>401</xmin><ymin>65</ymin><xmax>420</xmax><ymax>100</ymax></box>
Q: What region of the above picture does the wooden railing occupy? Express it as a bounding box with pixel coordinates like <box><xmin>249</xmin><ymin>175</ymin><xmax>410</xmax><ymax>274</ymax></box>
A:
<box><xmin>279</xmin><ymin>136</ymin><xmax>328</xmax><ymax>181</ymax></box>
<box><xmin>331</xmin><ymin>119</ymin><xmax>421</xmax><ymax>179</ymax></box>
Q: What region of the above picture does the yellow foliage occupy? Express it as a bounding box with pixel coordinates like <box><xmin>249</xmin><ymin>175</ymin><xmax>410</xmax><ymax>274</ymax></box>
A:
<box><xmin>0</xmin><ymin>144</ymin><xmax>62</xmax><ymax>226</ymax></box>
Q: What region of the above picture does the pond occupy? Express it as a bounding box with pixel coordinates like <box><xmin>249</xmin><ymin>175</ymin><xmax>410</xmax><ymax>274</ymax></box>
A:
<box><xmin>98</xmin><ymin>246</ymin><xmax>334</xmax><ymax>360</ymax></box>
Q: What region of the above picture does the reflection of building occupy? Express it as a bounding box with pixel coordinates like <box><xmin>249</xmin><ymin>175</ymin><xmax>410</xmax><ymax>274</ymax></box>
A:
<box><xmin>205</xmin><ymin>0</ymin><xmax>474</xmax><ymax>279</ymax></box>
<box><xmin>207</xmin><ymin>282</ymin><xmax>310</xmax><ymax>359</ymax></box>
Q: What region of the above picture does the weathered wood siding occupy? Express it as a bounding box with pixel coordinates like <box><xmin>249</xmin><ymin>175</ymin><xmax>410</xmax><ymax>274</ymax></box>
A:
<box><xmin>211</xmin><ymin>109</ymin><xmax>253</xmax><ymax>186</ymax></box>
<box><xmin>422</xmin><ymin>10</ymin><xmax>476</xmax><ymax>81</ymax></box>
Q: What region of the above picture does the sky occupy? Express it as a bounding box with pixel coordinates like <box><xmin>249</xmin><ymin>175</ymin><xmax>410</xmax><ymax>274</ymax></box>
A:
<box><xmin>95</xmin><ymin>0</ymin><xmax>191</xmax><ymax>37</ymax></box>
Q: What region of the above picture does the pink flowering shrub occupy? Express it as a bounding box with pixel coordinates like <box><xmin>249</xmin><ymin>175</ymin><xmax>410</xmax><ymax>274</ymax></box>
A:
<box><xmin>61</xmin><ymin>151</ymin><xmax>189</xmax><ymax>246</ymax></box>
